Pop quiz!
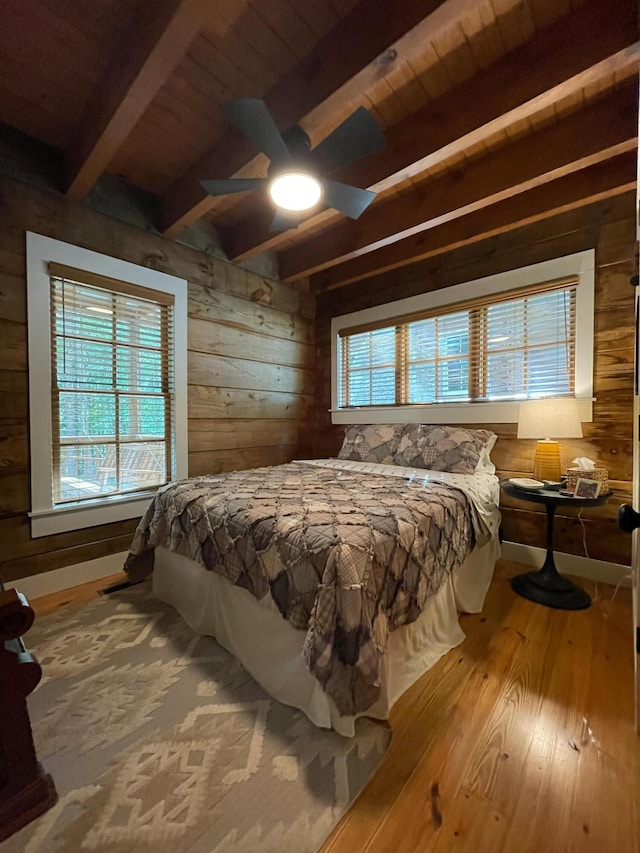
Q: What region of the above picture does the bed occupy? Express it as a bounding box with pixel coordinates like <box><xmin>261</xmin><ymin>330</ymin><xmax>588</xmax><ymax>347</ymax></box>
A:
<box><xmin>124</xmin><ymin>424</ymin><xmax>501</xmax><ymax>736</ymax></box>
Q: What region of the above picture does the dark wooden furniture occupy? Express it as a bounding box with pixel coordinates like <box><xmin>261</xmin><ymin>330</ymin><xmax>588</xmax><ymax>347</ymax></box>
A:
<box><xmin>501</xmin><ymin>481</ymin><xmax>612</xmax><ymax>610</ymax></box>
<box><xmin>0</xmin><ymin>585</ymin><xmax>57</xmax><ymax>842</ymax></box>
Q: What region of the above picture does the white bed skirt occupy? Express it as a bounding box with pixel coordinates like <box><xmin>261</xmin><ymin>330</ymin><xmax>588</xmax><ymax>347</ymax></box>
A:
<box><xmin>153</xmin><ymin>536</ymin><xmax>500</xmax><ymax>736</ymax></box>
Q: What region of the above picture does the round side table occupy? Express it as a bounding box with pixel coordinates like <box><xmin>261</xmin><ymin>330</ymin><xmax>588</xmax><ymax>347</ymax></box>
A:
<box><xmin>501</xmin><ymin>480</ymin><xmax>611</xmax><ymax>610</ymax></box>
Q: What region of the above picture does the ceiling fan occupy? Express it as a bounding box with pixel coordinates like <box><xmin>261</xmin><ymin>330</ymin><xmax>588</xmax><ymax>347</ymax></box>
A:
<box><xmin>200</xmin><ymin>98</ymin><xmax>385</xmax><ymax>232</ymax></box>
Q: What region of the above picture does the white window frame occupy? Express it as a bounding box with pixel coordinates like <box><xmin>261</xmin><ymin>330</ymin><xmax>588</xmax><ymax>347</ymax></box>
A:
<box><xmin>331</xmin><ymin>250</ymin><xmax>595</xmax><ymax>425</ymax></box>
<box><xmin>26</xmin><ymin>232</ymin><xmax>188</xmax><ymax>537</ymax></box>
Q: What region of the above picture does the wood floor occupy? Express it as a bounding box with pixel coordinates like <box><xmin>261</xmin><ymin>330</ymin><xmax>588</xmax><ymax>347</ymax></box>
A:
<box><xmin>321</xmin><ymin>560</ymin><xmax>639</xmax><ymax>853</ymax></box>
<box><xmin>29</xmin><ymin>559</ymin><xmax>639</xmax><ymax>852</ymax></box>
<box><xmin>30</xmin><ymin>571</ymin><xmax>127</xmax><ymax>617</ymax></box>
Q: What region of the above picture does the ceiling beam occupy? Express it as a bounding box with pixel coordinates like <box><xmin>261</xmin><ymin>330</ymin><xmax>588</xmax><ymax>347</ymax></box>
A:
<box><xmin>65</xmin><ymin>0</ymin><xmax>209</xmax><ymax>200</ymax></box>
<box><xmin>226</xmin><ymin>0</ymin><xmax>639</xmax><ymax>261</ymax></box>
<box><xmin>310</xmin><ymin>153</ymin><xmax>637</xmax><ymax>291</ymax></box>
<box><xmin>160</xmin><ymin>0</ymin><xmax>482</xmax><ymax>237</ymax></box>
<box><xmin>279</xmin><ymin>84</ymin><xmax>639</xmax><ymax>282</ymax></box>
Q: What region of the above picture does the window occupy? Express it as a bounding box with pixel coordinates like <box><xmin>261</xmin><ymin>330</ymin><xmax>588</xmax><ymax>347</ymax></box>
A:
<box><xmin>50</xmin><ymin>267</ymin><xmax>174</xmax><ymax>503</ymax></box>
<box><xmin>341</xmin><ymin>283</ymin><xmax>576</xmax><ymax>407</ymax></box>
<box><xmin>342</xmin><ymin>327</ymin><xmax>396</xmax><ymax>406</ymax></box>
<box><xmin>332</xmin><ymin>251</ymin><xmax>594</xmax><ymax>425</ymax></box>
<box><xmin>27</xmin><ymin>234</ymin><xmax>187</xmax><ymax>537</ymax></box>
<box><xmin>406</xmin><ymin>311</ymin><xmax>470</xmax><ymax>403</ymax></box>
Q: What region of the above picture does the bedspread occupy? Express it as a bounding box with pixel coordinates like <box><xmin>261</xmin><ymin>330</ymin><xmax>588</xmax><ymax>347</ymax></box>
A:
<box><xmin>125</xmin><ymin>462</ymin><xmax>489</xmax><ymax>715</ymax></box>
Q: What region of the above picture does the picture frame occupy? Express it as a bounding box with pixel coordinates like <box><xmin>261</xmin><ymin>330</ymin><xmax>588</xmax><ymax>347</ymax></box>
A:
<box><xmin>573</xmin><ymin>477</ymin><xmax>601</xmax><ymax>499</ymax></box>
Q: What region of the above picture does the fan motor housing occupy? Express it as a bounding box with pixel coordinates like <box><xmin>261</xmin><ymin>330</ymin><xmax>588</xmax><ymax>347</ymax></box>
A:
<box><xmin>282</xmin><ymin>124</ymin><xmax>311</xmax><ymax>155</ymax></box>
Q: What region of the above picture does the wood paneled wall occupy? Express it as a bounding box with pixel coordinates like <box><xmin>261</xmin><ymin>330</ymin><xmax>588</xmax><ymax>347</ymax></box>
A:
<box><xmin>0</xmin><ymin>174</ymin><xmax>314</xmax><ymax>583</ymax></box>
<box><xmin>1</xmin><ymin>175</ymin><xmax>633</xmax><ymax>582</ymax></box>
<box><xmin>313</xmin><ymin>193</ymin><xmax>637</xmax><ymax>566</ymax></box>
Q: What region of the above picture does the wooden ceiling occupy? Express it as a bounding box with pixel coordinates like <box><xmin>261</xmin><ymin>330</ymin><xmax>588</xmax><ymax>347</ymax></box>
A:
<box><xmin>0</xmin><ymin>0</ymin><xmax>637</xmax><ymax>292</ymax></box>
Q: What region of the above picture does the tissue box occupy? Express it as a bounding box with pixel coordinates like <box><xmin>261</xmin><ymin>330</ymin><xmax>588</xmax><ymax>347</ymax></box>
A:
<box><xmin>566</xmin><ymin>467</ymin><xmax>608</xmax><ymax>494</ymax></box>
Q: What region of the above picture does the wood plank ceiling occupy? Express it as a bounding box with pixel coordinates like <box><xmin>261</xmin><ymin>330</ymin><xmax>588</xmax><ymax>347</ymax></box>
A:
<box><xmin>0</xmin><ymin>0</ymin><xmax>637</xmax><ymax>291</ymax></box>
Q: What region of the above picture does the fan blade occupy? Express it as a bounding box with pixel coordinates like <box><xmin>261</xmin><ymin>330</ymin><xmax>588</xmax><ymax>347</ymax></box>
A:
<box><xmin>223</xmin><ymin>98</ymin><xmax>291</xmax><ymax>165</ymax></box>
<box><xmin>322</xmin><ymin>180</ymin><xmax>376</xmax><ymax>219</ymax></box>
<box><xmin>269</xmin><ymin>210</ymin><xmax>301</xmax><ymax>232</ymax></box>
<box><xmin>310</xmin><ymin>107</ymin><xmax>385</xmax><ymax>174</ymax></box>
<box><xmin>200</xmin><ymin>178</ymin><xmax>266</xmax><ymax>196</ymax></box>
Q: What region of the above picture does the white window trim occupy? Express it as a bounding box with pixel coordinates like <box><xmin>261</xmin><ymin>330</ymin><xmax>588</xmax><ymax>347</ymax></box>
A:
<box><xmin>331</xmin><ymin>250</ymin><xmax>595</xmax><ymax>425</ymax></box>
<box><xmin>26</xmin><ymin>232</ymin><xmax>188</xmax><ymax>537</ymax></box>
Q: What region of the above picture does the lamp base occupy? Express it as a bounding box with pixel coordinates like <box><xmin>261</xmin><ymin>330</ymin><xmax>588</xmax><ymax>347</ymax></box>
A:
<box><xmin>511</xmin><ymin>572</ymin><xmax>591</xmax><ymax>610</ymax></box>
<box><xmin>532</xmin><ymin>440</ymin><xmax>561</xmax><ymax>482</ymax></box>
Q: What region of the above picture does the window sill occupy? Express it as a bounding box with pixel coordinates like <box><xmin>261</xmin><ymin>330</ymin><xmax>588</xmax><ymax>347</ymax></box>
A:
<box><xmin>331</xmin><ymin>399</ymin><xmax>593</xmax><ymax>425</ymax></box>
<box><xmin>29</xmin><ymin>491</ymin><xmax>157</xmax><ymax>538</ymax></box>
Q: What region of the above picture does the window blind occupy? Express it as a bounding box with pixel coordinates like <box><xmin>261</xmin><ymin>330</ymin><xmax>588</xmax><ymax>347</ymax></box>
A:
<box><xmin>339</xmin><ymin>277</ymin><xmax>576</xmax><ymax>408</ymax></box>
<box><xmin>49</xmin><ymin>265</ymin><xmax>175</xmax><ymax>504</ymax></box>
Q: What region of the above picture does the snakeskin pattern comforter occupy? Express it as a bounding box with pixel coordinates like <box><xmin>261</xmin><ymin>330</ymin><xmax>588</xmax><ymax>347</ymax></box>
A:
<box><xmin>125</xmin><ymin>462</ymin><xmax>490</xmax><ymax>715</ymax></box>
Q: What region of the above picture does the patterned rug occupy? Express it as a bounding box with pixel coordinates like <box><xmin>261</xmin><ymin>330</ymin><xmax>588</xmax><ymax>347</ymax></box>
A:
<box><xmin>3</xmin><ymin>581</ymin><xmax>391</xmax><ymax>853</ymax></box>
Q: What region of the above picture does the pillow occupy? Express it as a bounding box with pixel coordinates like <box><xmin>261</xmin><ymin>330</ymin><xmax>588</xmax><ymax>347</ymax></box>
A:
<box><xmin>337</xmin><ymin>424</ymin><xmax>404</xmax><ymax>464</ymax></box>
<box><xmin>393</xmin><ymin>424</ymin><xmax>497</xmax><ymax>474</ymax></box>
<box><xmin>475</xmin><ymin>444</ymin><xmax>497</xmax><ymax>475</ymax></box>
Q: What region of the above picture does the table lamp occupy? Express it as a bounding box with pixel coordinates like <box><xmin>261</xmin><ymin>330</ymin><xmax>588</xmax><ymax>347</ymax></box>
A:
<box><xmin>517</xmin><ymin>397</ymin><xmax>583</xmax><ymax>482</ymax></box>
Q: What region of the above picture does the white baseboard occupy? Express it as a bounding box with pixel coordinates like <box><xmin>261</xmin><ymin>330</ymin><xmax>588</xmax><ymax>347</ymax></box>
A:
<box><xmin>5</xmin><ymin>543</ymin><xmax>632</xmax><ymax>603</ymax></box>
<box><xmin>5</xmin><ymin>551</ymin><xmax>129</xmax><ymax>601</ymax></box>
<box><xmin>501</xmin><ymin>541</ymin><xmax>632</xmax><ymax>588</ymax></box>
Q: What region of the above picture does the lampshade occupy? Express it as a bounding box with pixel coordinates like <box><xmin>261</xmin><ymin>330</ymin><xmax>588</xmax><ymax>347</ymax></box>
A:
<box><xmin>517</xmin><ymin>397</ymin><xmax>583</xmax><ymax>439</ymax></box>
<box><xmin>517</xmin><ymin>398</ymin><xmax>583</xmax><ymax>481</ymax></box>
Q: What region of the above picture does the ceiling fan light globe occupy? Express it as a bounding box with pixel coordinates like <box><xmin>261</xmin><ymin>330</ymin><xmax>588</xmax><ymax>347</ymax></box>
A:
<box><xmin>268</xmin><ymin>172</ymin><xmax>322</xmax><ymax>212</ymax></box>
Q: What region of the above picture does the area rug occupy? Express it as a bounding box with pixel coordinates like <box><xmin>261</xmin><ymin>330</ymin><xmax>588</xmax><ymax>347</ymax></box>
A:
<box><xmin>3</xmin><ymin>581</ymin><xmax>391</xmax><ymax>853</ymax></box>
